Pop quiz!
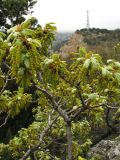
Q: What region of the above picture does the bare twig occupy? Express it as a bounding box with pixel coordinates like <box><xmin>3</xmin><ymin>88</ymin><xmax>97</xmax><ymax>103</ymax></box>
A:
<box><xmin>89</xmin><ymin>104</ymin><xmax>104</xmax><ymax>109</ymax></box>
<box><xmin>105</xmin><ymin>105</ymin><xmax>119</xmax><ymax>109</ymax></box>
<box><xmin>0</xmin><ymin>76</ymin><xmax>9</xmax><ymax>95</ymax></box>
<box><xmin>71</xmin><ymin>108</ymin><xmax>83</xmax><ymax>119</ymax></box>
<box><xmin>38</xmin><ymin>72</ymin><xmax>43</xmax><ymax>82</ymax></box>
<box><xmin>3</xmin><ymin>61</ymin><xmax>10</xmax><ymax>69</ymax></box>
<box><xmin>0</xmin><ymin>115</ymin><xmax>9</xmax><ymax>128</ymax></box>
<box><xmin>67</xmin><ymin>106</ymin><xmax>79</xmax><ymax>115</ymax></box>
<box><xmin>48</xmin><ymin>109</ymin><xmax>54</xmax><ymax>125</ymax></box>
<box><xmin>0</xmin><ymin>70</ymin><xmax>11</xmax><ymax>95</ymax></box>
<box><xmin>57</xmin><ymin>97</ymin><xmax>62</xmax><ymax>105</ymax></box>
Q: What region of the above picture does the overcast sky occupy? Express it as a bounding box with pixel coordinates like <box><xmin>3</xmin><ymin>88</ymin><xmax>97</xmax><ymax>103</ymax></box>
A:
<box><xmin>32</xmin><ymin>0</ymin><xmax>120</xmax><ymax>32</ymax></box>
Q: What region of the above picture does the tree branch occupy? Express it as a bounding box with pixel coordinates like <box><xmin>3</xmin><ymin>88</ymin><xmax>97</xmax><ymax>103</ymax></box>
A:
<box><xmin>21</xmin><ymin>115</ymin><xmax>59</xmax><ymax>160</ymax></box>
<box><xmin>75</xmin><ymin>82</ymin><xmax>86</xmax><ymax>107</ymax></box>
<box><xmin>66</xmin><ymin>121</ymin><xmax>72</xmax><ymax>160</ymax></box>
<box><xmin>58</xmin><ymin>71</ymin><xmax>86</xmax><ymax>108</ymax></box>
<box><xmin>48</xmin><ymin>109</ymin><xmax>54</xmax><ymax>125</ymax></box>
<box><xmin>35</xmin><ymin>85</ymin><xmax>70</xmax><ymax>122</ymax></box>
<box><xmin>0</xmin><ymin>115</ymin><xmax>9</xmax><ymax>128</ymax></box>
<box><xmin>0</xmin><ymin>70</ymin><xmax>13</xmax><ymax>95</ymax></box>
<box><xmin>3</xmin><ymin>61</ymin><xmax>10</xmax><ymax>70</ymax></box>
<box><xmin>71</xmin><ymin>108</ymin><xmax>83</xmax><ymax>119</ymax></box>
<box><xmin>0</xmin><ymin>75</ymin><xmax>9</xmax><ymax>95</ymax></box>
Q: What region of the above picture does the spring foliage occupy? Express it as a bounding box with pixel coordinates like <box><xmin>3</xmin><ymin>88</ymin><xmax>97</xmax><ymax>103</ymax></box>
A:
<box><xmin>0</xmin><ymin>18</ymin><xmax>120</xmax><ymax>159</ymax></box>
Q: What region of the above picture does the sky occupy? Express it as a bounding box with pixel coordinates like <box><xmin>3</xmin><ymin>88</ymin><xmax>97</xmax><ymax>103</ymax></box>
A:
<box><xmin>32</xmin><ymin>0</ymin><xmax>120</xmax><ymax>32</ymax></box>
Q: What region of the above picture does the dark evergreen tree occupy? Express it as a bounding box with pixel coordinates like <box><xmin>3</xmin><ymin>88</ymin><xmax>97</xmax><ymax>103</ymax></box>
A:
<box><xmin>0</xmin><ymin>0</ymin><xmax>37</xmax><ymax>29</ymax></box>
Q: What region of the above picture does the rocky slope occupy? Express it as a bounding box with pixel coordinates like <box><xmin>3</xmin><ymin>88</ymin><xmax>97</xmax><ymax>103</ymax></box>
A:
<box><xmin>88</xmin><ymin>135</ymin><xmax>120</xmax><ymax>160</ymax></box>
<box><xmin>59</xmin><ymin>28</ymin><xmax>120</xmax><ymax>61</ymax></box>
<box><xmin>59</xmin><ymin>33</ymin><xmax>86</xmax><ymax>59</ymax></box>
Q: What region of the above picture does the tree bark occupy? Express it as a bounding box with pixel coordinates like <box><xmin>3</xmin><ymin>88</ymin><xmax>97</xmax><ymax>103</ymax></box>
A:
<box><xmin>66</xmin><ymin>121</ymin><xmax>72</xmax><ymax>160</ymax></box>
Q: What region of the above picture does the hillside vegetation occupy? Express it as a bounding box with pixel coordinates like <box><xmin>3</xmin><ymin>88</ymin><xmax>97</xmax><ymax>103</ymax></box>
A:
<box><xmin>52</xmin><ymin>32</ymin><xmax>73</xmax><ymax>51</ymax></box>
<box><xmin>60</xmin><ymin>28</ymin><xmax>120</xmax><ymax>61</ymax></box>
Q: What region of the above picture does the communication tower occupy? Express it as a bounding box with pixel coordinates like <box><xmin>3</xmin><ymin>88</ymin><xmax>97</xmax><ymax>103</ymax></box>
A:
<box><xmin>86</xmin><ymin>10</ymin><xmax>90</xmax><ymax>30</ymax></box>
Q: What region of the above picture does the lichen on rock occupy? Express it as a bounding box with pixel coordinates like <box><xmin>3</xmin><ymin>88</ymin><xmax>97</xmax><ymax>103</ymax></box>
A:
<box><xmin>87</xmin><ymin>136</ymin><xmax>120</xmax><ymax>160</ymax></box>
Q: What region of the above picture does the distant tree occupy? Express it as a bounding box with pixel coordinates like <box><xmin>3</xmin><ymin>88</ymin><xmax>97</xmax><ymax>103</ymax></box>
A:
<box><xmin>75</xmin><ymin>30</ymin><xmax>80</xmax><ymax>34</ymax></box>
<box><xmin>0</xmin><ymin>0</ymin><xmax>37</xmax><ymax>29</ymax></box>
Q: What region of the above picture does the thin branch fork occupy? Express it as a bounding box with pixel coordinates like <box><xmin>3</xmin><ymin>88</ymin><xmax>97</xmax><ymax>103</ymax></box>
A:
<box><xmin>35</xmin><ymin>85</ymin><xmax>71</xmax><ymax>122</ymax></box>
<box><xmin>59</xmin><ymin>72</ymin><xmax>86</xmax><ymax>108</ymax></box>
<box><xmin>0</xmin><ymin>74</ymin><xmax>9</xmax><ymax>95</ymax></box>
<box><xmin>71</xmin><ymin>101</ymin><xmax>120</xmax><ymax>119</ymax></box>
<box><xmin>71</xmin><ymin>107</ymin><xmax>85</xmax><ymax>119</ymax></box>
<box><xmin>21</xmin><ymin>115</ymin><xmax>59</xmax><ymax>160</ymax></box>
<box><xmin>71</xmin><ymin>103</ymin><xmax>106</xmax><ymax>119</ymax></box>
<box><xmin>0</xmin><ymin>70</ymin><xmax>13</xmax><ymax>95</ymax></box>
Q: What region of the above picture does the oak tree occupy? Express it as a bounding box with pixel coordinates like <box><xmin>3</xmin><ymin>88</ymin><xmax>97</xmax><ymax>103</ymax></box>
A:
<box><xmin>0</xmin><ymin>18</ymin><xmax>120</xmax><ymax>160</ymax></box>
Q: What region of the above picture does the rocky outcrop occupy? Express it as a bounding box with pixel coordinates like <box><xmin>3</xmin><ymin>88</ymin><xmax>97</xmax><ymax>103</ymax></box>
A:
<box><xmin>87</xmin><ymin>136</ymin><xmax>120</xmax><ymax>160</ymax></box>
<box><xmin>60</xmin><ymin>33</ymin><xmax>86</xmax><ymax>59</ymax></box>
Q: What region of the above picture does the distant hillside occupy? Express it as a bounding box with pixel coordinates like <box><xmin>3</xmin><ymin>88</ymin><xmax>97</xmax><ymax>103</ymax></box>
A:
<box><xmin>60</xmin><ymin>28</ymin><xmax>120</xmax><ymax>61</ymax></box>
<box><xmin>60</xmin><ymin>33</ymin><xmax>86</xmax><ymax>59</ymax></box>
<box><xmin>52</xmin><ymin>32</ymin><xmax>73</xmax><ymax>51</ymax></box>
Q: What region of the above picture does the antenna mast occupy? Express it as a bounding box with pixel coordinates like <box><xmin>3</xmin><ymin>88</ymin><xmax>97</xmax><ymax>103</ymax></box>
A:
<box><xmin>86</xmin><ymin>10</ymin><xmax>90</xmax><ymax>30</ymax></box>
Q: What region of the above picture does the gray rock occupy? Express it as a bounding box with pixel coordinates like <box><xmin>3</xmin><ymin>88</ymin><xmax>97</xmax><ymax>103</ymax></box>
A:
<box><xmin>87</xmin><ymin>136</ymin><xmax>120</xmax><ymax>160</ymax></box>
